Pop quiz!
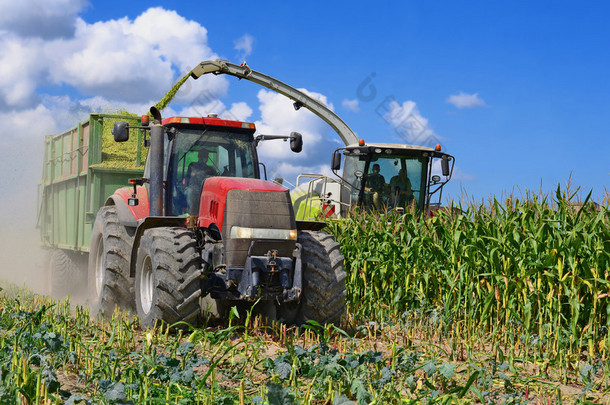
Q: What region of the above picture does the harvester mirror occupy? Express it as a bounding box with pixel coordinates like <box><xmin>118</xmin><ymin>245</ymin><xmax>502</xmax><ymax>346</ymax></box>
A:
<box><xmin>331</xmin><ymin>150</ymin><xmax>342</xmax><ymax>171</ymax></box>
<box><xmin>290</xmin><ymin>132</ymin><xmax>303</xmax><ymax>153</ymax></box>
<box><xmin>441</xmin><ymin>157</ymin><xmax>450</xmax><ymax>177</ymax></box>
<box><xmin>112</xmin><ymin>121</ymin><xmax>129</xmax><ymax>142</ymax></box>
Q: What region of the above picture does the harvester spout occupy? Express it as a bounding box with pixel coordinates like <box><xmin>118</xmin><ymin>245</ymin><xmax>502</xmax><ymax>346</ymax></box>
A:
<box><xmin>189</xmin><ymin>59</ymin><xmax>359</xmax><ymax>146</ymax></box>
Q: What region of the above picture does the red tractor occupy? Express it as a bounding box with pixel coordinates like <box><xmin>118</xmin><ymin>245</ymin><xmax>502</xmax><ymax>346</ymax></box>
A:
<box><xmin>88</xmin><ymin>107</ymin><xmax>346</xmax><ymax>328</ymax></box>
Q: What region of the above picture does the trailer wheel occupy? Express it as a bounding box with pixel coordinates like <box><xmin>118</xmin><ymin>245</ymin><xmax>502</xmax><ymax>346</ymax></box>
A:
<box><xmin>135</xmin><ymin>227</ymin><xmax>202</xmax><ymax>330</ymax></box>
<box><xmin>48</xmin><ymin>249</ymin><xmax>84</xmax><ymax>298</ymax></box>
<box><xmin>88</xmin><ymin>206</ymin><xmax>135</xmax><ymax>317</ymax></box>
<box><xmin>281</xmin><ymin>230</ymin><xmax>346</xmax><ymax>326</ymax></box>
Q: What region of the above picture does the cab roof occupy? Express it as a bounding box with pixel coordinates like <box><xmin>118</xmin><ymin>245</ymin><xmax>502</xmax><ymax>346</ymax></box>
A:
<box><xmin>162</xmin><ymin>116</ymin><xmax>256</xmax><ymax>130</ymax></box>
<box><xmin>346</xmin><ymin>142</ymin><xmax>436</xmax><ymax>152</ymax></box>
<box><xmin>344</xmin><ymin>142</ymin><xmax>453</xmax><ymax>158</ymax></box>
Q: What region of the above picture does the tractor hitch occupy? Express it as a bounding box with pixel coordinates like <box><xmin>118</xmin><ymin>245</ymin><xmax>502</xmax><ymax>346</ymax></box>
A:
<box><xmin>234</xmin><ymin>241</ymin><xmax>302</xmax><ymax>302</ymax></box>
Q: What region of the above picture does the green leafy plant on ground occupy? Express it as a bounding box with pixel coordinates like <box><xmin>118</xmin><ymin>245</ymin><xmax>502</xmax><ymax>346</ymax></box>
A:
<box><xmin>0</xmin><ymin>284</ymin><xmax>607</xmax><ymax>404</ymax></box>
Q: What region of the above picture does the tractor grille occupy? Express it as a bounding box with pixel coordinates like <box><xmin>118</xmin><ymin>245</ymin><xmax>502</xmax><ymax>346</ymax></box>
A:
<box><xmin>223</xmin><ymin>189</ymin><xmax>296</xmax><ymax>267</ymax></box>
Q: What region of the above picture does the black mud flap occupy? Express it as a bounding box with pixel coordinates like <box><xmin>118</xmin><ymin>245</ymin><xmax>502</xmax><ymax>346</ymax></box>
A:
<box><xmin>296</xmin><ymin>220</ymin><xmax>327</xmax><ymax>231</ymax></box>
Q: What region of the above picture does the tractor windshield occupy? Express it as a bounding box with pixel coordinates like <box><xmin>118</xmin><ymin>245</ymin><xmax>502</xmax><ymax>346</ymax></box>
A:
<box><xmin>166</xmin><ymin>128</ymin><xmax>257</xmax><ymax>216</ymax></box>
<box><xmin>344</xmin><ymin>154</ymin><xmax>428</xmax><ymax>212</ymax></box>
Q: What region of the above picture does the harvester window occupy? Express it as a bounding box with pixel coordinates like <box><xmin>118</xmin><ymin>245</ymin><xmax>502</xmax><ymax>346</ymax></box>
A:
<box><xmin>357</xmin><ymin>155</ymin><xmax>427</xmax><ymax>212</ymax></box>
<box><xmin>343</xmin><ymin>156</ymin><xmax>365</xmax><ymax>203</ymax></box>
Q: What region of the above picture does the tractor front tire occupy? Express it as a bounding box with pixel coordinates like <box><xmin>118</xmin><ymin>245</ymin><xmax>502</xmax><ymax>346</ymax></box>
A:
<box><xmin>293</xmin><ymin>230</ymin><xmax>346</xmax><ymax>326</ymax></box>
<box><xmin>88</xmin><ymin>206</ymin><xmax>135</xmax><ymax>318</ymax></box>
<box><xmin>135</xmin><ymin>228</ymin><xmax>202</xmax><ymax>330</ymax></box>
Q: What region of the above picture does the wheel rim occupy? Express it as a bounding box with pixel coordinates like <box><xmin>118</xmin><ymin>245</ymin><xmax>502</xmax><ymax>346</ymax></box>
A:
<box><xmin>94</xmin><ymin>237</ymin><xmax>104</xmax><ymax>297</ymax></box>
<box><xmin>140</xmin><ymin>256</ymin><xmax>154</xmax><ymax>314</ymax></box>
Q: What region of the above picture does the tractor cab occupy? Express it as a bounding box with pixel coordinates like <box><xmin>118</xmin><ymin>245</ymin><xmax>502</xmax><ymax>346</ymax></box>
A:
<box><xmin>157</xmin><ymin>116</ymin><xmax>260</xmax><ymax>217</ymax></box>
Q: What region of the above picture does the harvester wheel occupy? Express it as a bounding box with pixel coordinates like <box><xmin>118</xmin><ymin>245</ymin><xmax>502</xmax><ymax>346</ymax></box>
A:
<box><xmin>88</xmin><ymin>206</ymin><xmax>135</xmax><ymax>317</ymax></box>
<box><xmin>135</xmin><ymin>227</ymin><xmax>202</xmax><ymax>330</ymax></box>
<box><xmin>49</xmin><ymin>249</ymin><xmax>84</xmax><ymax>298</ymax></box>
<box><xmin>284</xmin><ymin>230</ymin><xmax>346</xmax><ymax>326</ymax></box>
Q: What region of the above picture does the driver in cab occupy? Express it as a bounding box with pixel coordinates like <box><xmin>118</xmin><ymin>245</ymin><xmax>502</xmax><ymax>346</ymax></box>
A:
<box><xmin>187</xmin><ymin>148</ymin><xmax>216</xmax><ymax>184</ymax></box>
<box><xmin>389</xmin><ymin>168</ymin><xmax>414</xmax><ymax>207</ymax></box>
<box><xmin>184</xmin><ymin>148</ymin><xmax>217</xmax><ymax>212</ymax></box>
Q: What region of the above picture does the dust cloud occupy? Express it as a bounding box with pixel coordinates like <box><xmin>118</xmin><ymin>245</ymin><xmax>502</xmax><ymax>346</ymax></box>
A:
<box><xmin>0</xmin><ymin>227</ymin><xmax>47</xmax><ymax>294</ymax></box>
<box><xmin>0</xmin><ymin>127</ymin><xmax>53</xmax><ymax>296</ymax></box>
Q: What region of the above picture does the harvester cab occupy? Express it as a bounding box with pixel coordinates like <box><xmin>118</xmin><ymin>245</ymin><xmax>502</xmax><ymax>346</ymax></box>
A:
<box><xmin>328</xmin><ymin>141</ymin><xmax>455</xmax><ymax>217</ymax></box>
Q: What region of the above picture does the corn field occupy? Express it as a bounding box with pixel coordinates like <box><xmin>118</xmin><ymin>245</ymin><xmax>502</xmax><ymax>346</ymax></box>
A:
<box><xmin>328</xmin><ymin>188</ymin><xmax>610</xmax><ymax>375</ymax></box>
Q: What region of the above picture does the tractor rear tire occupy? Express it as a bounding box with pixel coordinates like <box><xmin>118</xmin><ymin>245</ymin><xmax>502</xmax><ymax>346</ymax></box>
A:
<box><xmin>48</xmin><ymin>249</ymin><xmax>84</xmax><ymax>299</ymax></box>
<box><xmin>88</xmin><ymin>206</ymin><xmax>135</xmax><ymax>318</ymax></box>
<box><xmin>135</xmin><ymin>227</ymin><xmax>202</xmax><ymax>330</ymax></box>
<box><xmin>289</xmin><ymin>230</ymin><xmax>346</xmax><ymax>326</ymax></box>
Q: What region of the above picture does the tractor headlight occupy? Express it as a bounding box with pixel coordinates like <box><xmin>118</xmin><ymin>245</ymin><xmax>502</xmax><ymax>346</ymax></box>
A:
<box><xmin>230</xmin><ymin>226</ymin><xmax>298</xmax><ymax>240</ymax></box>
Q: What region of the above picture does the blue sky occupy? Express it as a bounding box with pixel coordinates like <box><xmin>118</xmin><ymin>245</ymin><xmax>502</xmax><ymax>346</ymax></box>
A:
<box><xmin>83</xmin><ymin>1</ymin><xmax>610</xmax><ymax>202</ymax></box>
<box><xmin>1</xmin><ymin>0</ymin><xmax>609</xmax><ymax>226</ymax></box>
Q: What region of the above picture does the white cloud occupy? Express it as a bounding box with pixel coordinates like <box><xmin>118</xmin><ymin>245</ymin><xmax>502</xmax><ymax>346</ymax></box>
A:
<box><xmin>0</xmin><ymin>0</ymin><xmax>87</xmax><ymax>38</ymax></box>
<box><xmin>176</xmin><ymin>100</ymin><xmax>253</xmax><ymax>122</ymax></box>
<box><xmin>341</xmin><ymin>98</ymin><xmax>360</xmax><ymax>113</ymax></box>
<box><xmin>234</xmin><ymin>34</ymin><xmax>254</xmax><ymax>60</ymax></box>
<box><xmin>446</xmin><ymin>92</ymin><xmax>487</xmax><ymax>109</ymax></box>
<box><xmin>52</xmin><ymin>8</ymin><xmax>225</xmax><ymax>102</ymax></box>
<box><xmin>224</xmin><ymin>102</ymin><xmax>253</xmax><ymax>121</ymax></box>
<box><xmin>0</xmin><ymin>104</ymin><xmax>56</xmax><ymax>140</ymax></box>
<box><xmin>377</xmin><ymin>97</ymin><xmax>444</xmax><ymax>148</ymax></box>
<box><xmin>0</xmin><ymin>35</ymin><xmax>46</xmax><ymax>107</ymax></box>
<box><xmin>0</xmin><ymin>7</ymin><xmax>228</xmax><ymax>107</ymax></box>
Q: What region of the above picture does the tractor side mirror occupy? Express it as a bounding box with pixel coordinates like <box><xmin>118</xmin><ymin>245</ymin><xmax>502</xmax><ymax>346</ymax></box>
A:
<box><xmin>112</xmin><ymin>121</ymin><xmax>129</xmax><ymax>142</ymax></box>
<box><xmin>331</xmin><ymin>150</ymin><xmax>342</xmax><ymax>171</ymax></box>
<box><xmin>441</xmin><ymin>157</ymin><xmax>450</xmax><ymax>177</ymax></box>
<box><xmin>290</xmin><ymin>132</ymin><xmax>303</xmax><ymax>153</ymax></box>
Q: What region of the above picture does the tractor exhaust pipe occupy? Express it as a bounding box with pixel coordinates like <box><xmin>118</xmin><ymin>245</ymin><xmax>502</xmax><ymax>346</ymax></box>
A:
<box><xmin>149</xmin><ymin>107</ymin><xmax>164</xmax><ymax>216</ymax></box>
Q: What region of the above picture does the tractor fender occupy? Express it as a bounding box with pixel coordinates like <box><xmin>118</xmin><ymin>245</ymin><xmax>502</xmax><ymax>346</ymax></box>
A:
<box><xmin>106</xmin><ymin>186</ymin><xmax>150</xmax><ymax>228</ymax></box>
<box><xmin>128</xmin><ymin>216</ymin><xmax>186</xmax><ymax>277</ymax></box>
<box><xmin>105</xmin><ymin>195</ymin><xmax>138</xmax><ymax>228</ymax></box>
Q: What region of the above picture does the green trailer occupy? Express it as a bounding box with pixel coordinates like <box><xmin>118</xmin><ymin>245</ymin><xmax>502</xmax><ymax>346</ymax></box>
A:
<box><xmin>37</xmin><ymin>113</ymin><xmax>145</xmax><ymax>297</ymax></box>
